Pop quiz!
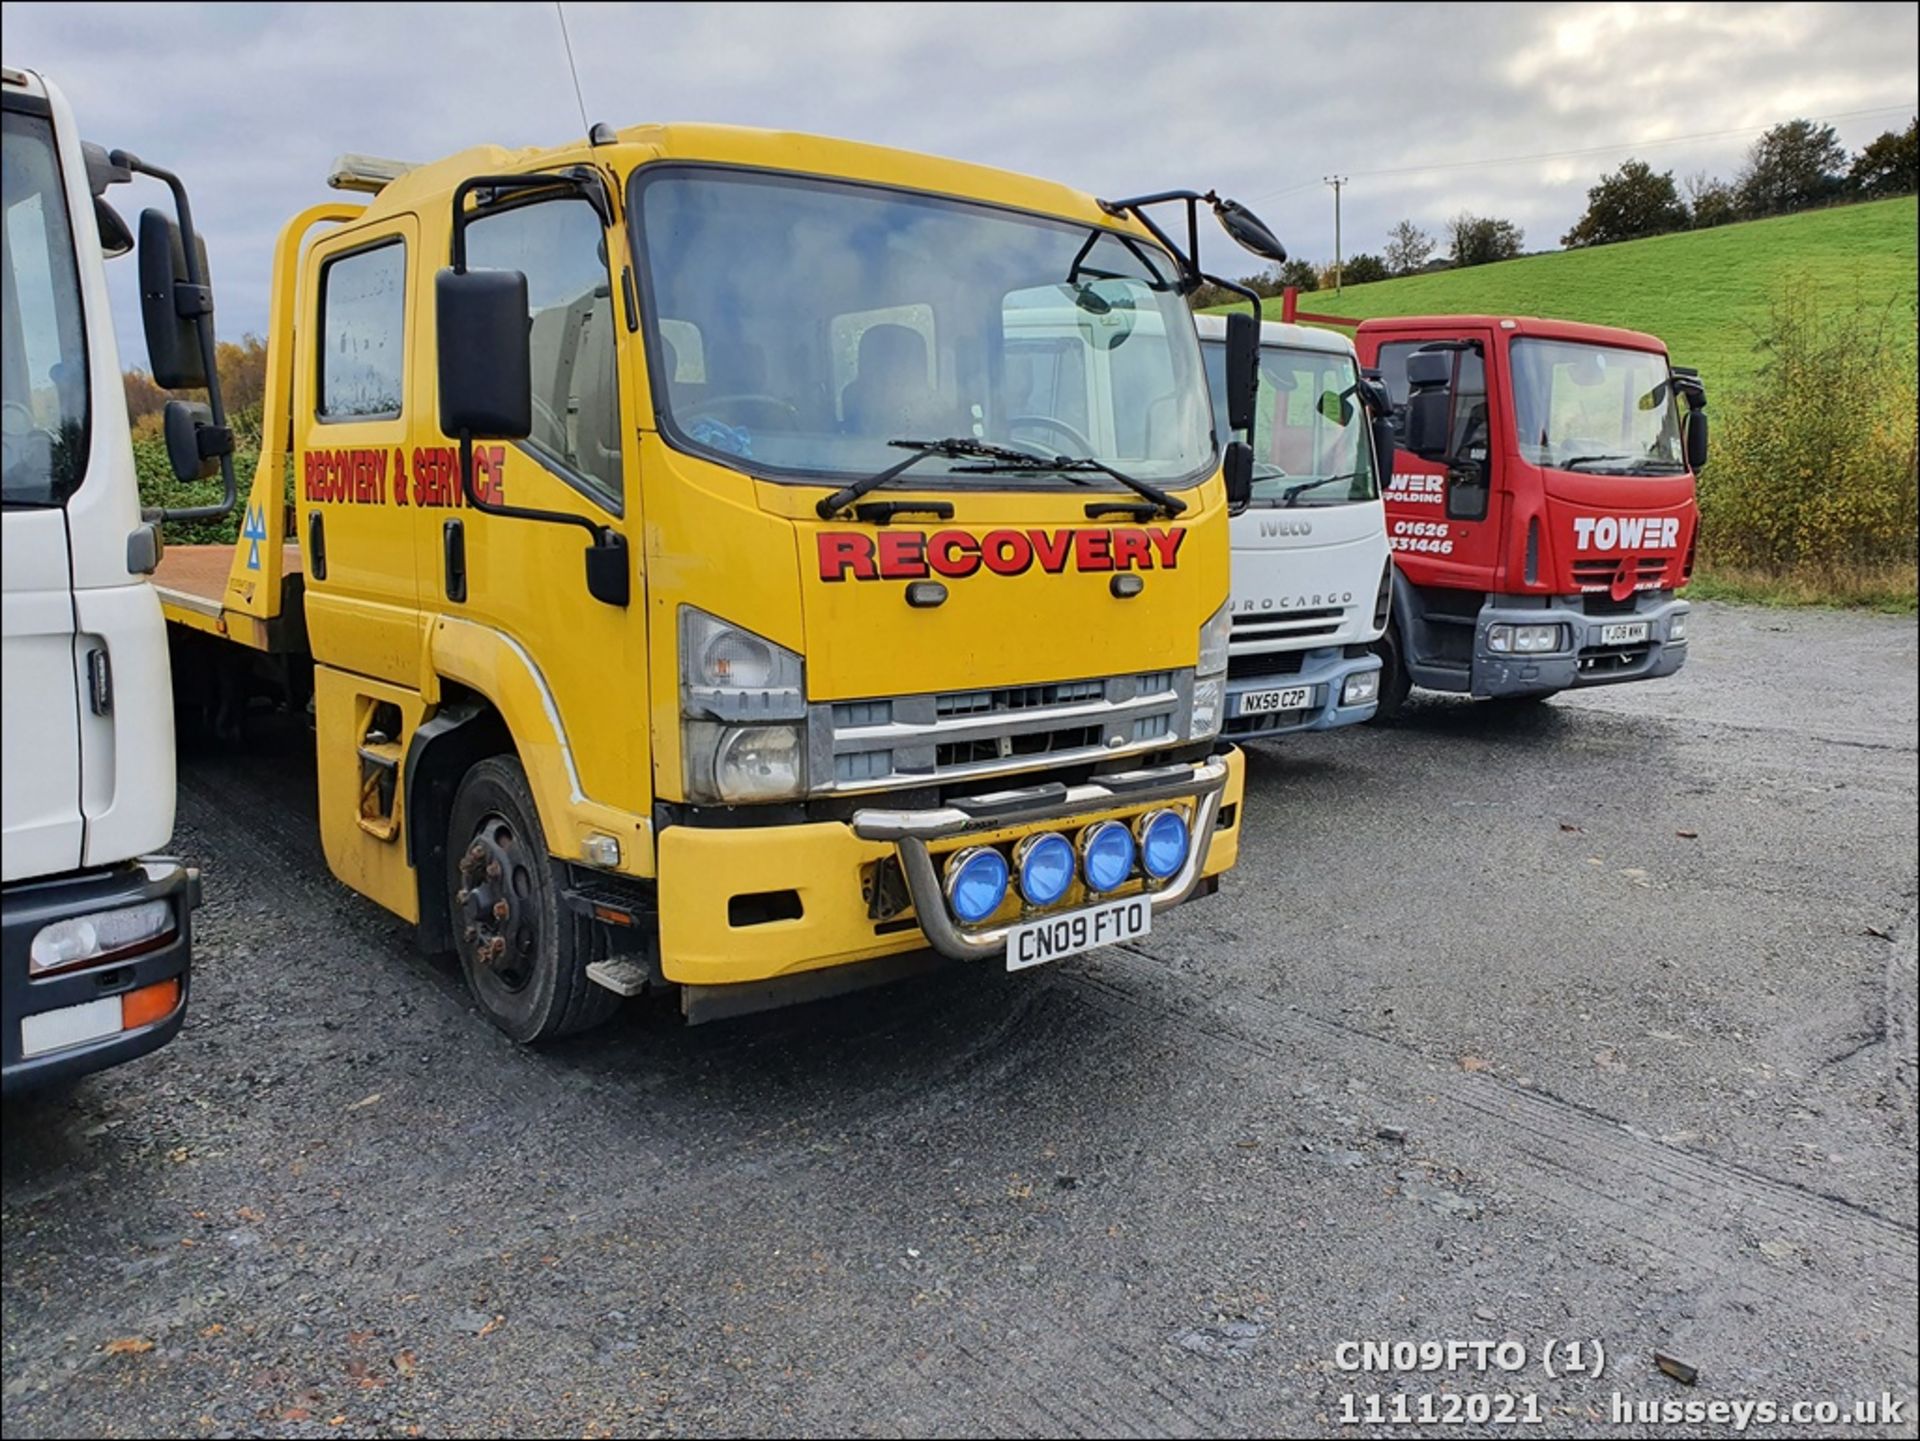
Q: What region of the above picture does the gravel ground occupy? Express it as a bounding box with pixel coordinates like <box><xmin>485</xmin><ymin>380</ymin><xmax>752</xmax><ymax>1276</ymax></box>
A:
<box><xmin>3</xmin><ymin>600</ymin><xmax>1915</xmax><ymax>1438</ymax></box>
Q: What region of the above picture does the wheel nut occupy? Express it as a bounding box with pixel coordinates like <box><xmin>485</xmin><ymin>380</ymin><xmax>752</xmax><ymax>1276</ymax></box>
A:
<box><xmin>487</xmin><ymin>860</ymin><xmax>503</xmax><ymax>882</ymax></box>
<box><xmin>492</xmin><ymin>900</ymin><xmax>510</xmax><ymax>921</ymax></box>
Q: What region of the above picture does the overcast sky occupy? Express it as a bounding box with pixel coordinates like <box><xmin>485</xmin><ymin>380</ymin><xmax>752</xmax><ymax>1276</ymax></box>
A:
<box><xmin>5</xmin><ymin>0</ymin><xmax>1914</xmax><ymax>368</ymax></box>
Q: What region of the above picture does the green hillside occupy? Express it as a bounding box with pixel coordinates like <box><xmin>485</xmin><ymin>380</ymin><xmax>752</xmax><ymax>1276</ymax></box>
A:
<box><xmin>1256</xmin><ymin>198</ymin><xmax>1917</xmax><ymax>396</ymax></box>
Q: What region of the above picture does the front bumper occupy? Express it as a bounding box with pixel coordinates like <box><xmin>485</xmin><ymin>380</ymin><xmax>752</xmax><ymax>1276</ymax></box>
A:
<box><xmin>655</xmin><ymin>752</ymin><xmax>1243</xmax><ymax>986</ymax></box>
<box><xmin>1472</xmin><ymin>593</ymin><xmax>1690</xmax><ymax>698</ymax></box>
<box><xmin>1224</xmin><ymin>646</ymin><xmax>1382</xmax><ymax>739</ymax></box>
<box><xmin>2</xmin><ymin>859</ymin><xmax>197</xmax><ymax>1095</ymax></box>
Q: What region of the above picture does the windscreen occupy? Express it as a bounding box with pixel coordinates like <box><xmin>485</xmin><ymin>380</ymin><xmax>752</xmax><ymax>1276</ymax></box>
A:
<box><xmin>1203</xmin><ymin>338</ymin><xmax>1377</xmax><ymax>505</ymax></box>
<box><xmin>631</xmin><ymin>168</ymin><xmax>1213</xmax><ymax>488</ymax></box>
<box><xmin>2</xmin><ymin>107</ymin><xmax>89</xmax><ymax>506</ymax></box>
<box><xmin>1510</xmin><ymin>338</ymin><xmax>1685</xmax><ymax>475</ymax></box>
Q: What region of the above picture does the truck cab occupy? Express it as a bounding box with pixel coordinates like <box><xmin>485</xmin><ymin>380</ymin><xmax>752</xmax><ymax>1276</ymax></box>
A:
<box><xmin>153</xmin><ymin>134</ymin><xmax>1287</xmax><ymax>1039</ymax></box>
<box><xmin>1196</xmin><ymin>316</ymin><xmax>1391</xmax><ymax>737</ymax></box>
<box><xmin>2</xmin><ymin>65</ymin><xmax>204</xmax><ymax>1092</ymax></box>
<box><xmin>1356</xmin><ymin>315</ymin><xmax>1705</xmax><ymax>716</ymax></box>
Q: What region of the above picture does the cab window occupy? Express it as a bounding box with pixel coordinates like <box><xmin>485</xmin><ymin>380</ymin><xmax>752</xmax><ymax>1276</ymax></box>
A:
<box><xmin>466</xmin><ymin>197</ymin><xmax>622</xmax><ymax>509</ymax></box>
<box><xmin>3</xmin><ymin>107</ymin><xmax>89</xmax><ymax>504</ymax></box>
<box><xmin>318</xmin><ymin>240</ymin><xmax>406</xmax><ymax>421</ymax></box>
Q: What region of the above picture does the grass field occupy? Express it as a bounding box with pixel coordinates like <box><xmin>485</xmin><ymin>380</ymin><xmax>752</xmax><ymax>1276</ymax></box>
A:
<box><xmin>1255</xmin><ymin>198</ymin><xmax>1918</xmax><ymax>397</ymax></box>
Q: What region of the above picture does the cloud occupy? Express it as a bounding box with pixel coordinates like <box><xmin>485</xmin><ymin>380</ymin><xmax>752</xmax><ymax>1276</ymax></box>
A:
<box><xmin>3</xmin><ymin>0</ymin><xmax>1912</xmax><ymax>361</ymax></box>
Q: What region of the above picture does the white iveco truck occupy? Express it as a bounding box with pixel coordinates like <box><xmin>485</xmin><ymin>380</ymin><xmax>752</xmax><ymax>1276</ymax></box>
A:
<box><xmin>1196</xmin><ymin>315</ymin><xmax>1394</xmax><ymax>739</ymax></box>
<box><xmin>2</xmin><ymin>64</ymin><xmax>235</xmax><ymax>1091</ymax></box>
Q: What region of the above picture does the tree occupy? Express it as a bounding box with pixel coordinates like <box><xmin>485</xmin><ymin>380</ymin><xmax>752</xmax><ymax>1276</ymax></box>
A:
<box><xmin>1447</xmin><ymin>212</ymin><xmax>1524</xmax><ymax>267</ymax></box>
<box><xmin>1849</xmin><ymin>118</ymin><xmax>1918</xmax><ymax>198</ymax></box>
<box><xmin>1278</xmin><ymin>257</ymin><xmax>1319</xmax><ymax>292</ymax></box>
<box><xmin>1737</xmin><ymin>118</ymin><xmax>1847</xmax><ymax>217</ymax></box>
<box><xmin>1384</xmin><ymin>219</ymin><xmax>1435</xmax><ymax>276</ymax></box>
<box><xmin>1684</xmin><ymin>171</ymin><xmax>1740</xmax><ymax>229</ymax></box>
<box><xmin>1341</xmin><ymin>252</ymin><xmax>1390</xmax><ymax>285</ymax></box>
<box><xmin>1561</xmin><ymin>159</ymin><xmax>1688</xmax><ymax>247</ymax></box>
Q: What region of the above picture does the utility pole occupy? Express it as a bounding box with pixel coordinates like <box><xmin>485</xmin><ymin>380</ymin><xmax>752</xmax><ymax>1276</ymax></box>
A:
<box><xmin>1324</xmin><ymin>175</ymin><xmax>1348</xmax><ymax>294</ymax></box>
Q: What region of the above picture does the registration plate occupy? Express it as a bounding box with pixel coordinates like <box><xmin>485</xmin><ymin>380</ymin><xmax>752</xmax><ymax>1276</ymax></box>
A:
<box><xmin>1007</xmin><ymin>895</ymin><xmax>1152</xmax><ymax>972</ymax></box>
<box><xmin>1239</xmin><ymin>684</ymin><xmax>1313</xmax><ymax>715</ymax></box>
<box><xmin>1599</xmin><ymin>621</ymin><xmax>1650</xmax><ymax>646</ymax></box>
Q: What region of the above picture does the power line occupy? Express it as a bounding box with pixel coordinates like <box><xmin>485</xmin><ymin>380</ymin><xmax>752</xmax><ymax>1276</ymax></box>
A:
<box><xmin>554</xmin><ymin>1</ymin><xmax>592</xmax><ymax>141</ymax></box>
<box><xmin>1250</xmin><ymin>101</ymin><xmax>1918</xmax><ymax>203</ymax></box>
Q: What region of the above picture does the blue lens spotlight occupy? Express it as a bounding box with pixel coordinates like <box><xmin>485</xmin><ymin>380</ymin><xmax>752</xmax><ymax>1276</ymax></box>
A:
<box><xmin>1078</xmin><ymin>820</ymin><xmax>1136</xmax><ymax>893</ymax></box>
<box><xmin>1135</xmin><ymin>808</ymin><xmax>1191</xmax><ymax>881</ymax></box>
<box><xmin>943</xmin><ymin>845</ymin><xmax>1010</xmax><ymax>924</ymax></box>
<box><xmin>1014</xmin><ymin>832</ymin><xmax>1075</xmax><ymax>907</ymax></box>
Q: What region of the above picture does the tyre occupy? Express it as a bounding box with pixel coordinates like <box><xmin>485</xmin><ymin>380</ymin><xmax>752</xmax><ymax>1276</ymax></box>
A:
<box><xmin>1368</xmin><ymin>626</ymin><xmax>1412</xmax><ymax>723</ymax></box>
<box><xmin>445</xmin><ymin>755</ymin><xmax>618</xmax><ymax>1043</ymax></box>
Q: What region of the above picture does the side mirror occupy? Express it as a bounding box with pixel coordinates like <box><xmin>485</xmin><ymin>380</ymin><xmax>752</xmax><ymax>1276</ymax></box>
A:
<box><xmin>1224</xmin><ymin>310</ymin><xmax>1260</xmax><ymax>435</ymax></box>
<box><xmin>138</xmin><ymin>209</ymin><xmax>210</xmax><ymax>388</ymax></box>
<box><xmin>1223</xmin><ymin>440</ymin><xmax>1254</xmax><ymax>511</ymax></box>
<box><xmin>1371</xmin><ymin>415</ymin><xmax>1398</xmax><ymax>479</ymax></box>
<box><xmin>1684</xmin><ymin>407</ymin><xmax>1708</xmax><ymax>472</ymax></box>
<box><xmin>1213</xmin><ymin>198</ymin><xmax>1288</xmax><ymax>263</ymax></box>
<box><xmin>163</xmin><ymin>399</ymin><xmax>219</xmax><ymax>482</ymax></box>
<box><xmin>1403</xmin><ymin>350</ymin><xmax>1454</xmax><ymax>461</ymax></box>
<box><xmin>435</xmin><ymin>267</ymin><xmax>532</xmax><ymax>439</ymax></box>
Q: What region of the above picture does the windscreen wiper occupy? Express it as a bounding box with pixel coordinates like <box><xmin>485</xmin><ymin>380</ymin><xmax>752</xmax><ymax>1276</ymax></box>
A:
<box><xmin>815</xmin><ymin>437</ymin><xmax>1041</xmax><ymax>518</ymax></box>
<box><xmin>1558</xmin><ymin>453</ymin><xmax>1637</xmax><ymax>472</ymax></box>
<box><xmin>952</xmin><ymin>453</ymin><xmax>1186</xmax><ymax>518</ymax></box>
<box><xmin>1279</xmin><ymin>471</ymin><xmax>1368</xmax><ymax>506</ymax></box>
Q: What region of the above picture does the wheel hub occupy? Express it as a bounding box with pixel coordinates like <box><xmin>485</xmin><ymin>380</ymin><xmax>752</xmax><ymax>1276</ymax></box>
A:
<box><xmin>456</xmin><ymin>812</ymin><xmax>538</xmax><ymax>991</ymax></box>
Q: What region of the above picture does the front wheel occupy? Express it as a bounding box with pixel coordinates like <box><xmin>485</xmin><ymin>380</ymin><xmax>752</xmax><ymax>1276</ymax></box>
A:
<box><xmin>446</xmin><ymin>756</ymin><xmax>619</xmax><ymax>1043</ymax></box>
<box><xmin>1368</xmin><ymin>627</ymin><xmax>1412</xmax><ymax>723</ymax></box>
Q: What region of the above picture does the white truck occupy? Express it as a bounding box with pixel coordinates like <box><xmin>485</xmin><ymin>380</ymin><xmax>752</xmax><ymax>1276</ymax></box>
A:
<box><xmin>2</xmin><ymin>64</ymin><xmax>234</xmax><ymax>1091</ymax></box>
<box><xmin>1195</xmin><ymin>315</ymin><xmax>1393</xmax><ymax>738</ymax></box>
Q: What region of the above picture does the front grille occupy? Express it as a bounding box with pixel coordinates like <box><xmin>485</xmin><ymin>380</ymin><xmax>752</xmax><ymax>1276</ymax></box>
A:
<box><xmin>1232</xmin><ymin>707</ymin><xmax>1312</xmax><ymax>734</ymax></box>
<box><xmin>1228</xmin><ymin>649</ymin><xmax>1308</xmax><ymax>681</ymax></box>
<box><xmin>814</xmin><ymin>669</ymin><xmax>1191</xmax><ymax>794</ymax></box>
<box><xmin>1231</xmin><ymin>605</ymin><xmax>1346</xmax><ymax>643</ymax></box>
<box><xmin>1572</xmin><ymin>556</ymin><xmax>1669</xmax><ymax>592</ymax></box>
<box><xmin>1578</xmin><ymin>645</ymin><xmax>1651</xmax><ymax>676</ymax></box>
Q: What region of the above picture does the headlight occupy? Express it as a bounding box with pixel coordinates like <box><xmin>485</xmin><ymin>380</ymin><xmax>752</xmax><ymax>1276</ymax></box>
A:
<box><xmin>1487</xmin><ymin>622</ymin><xmax>1566</xmax><ymax>655</ymax></box>
<box><xmin>711</xmin><ymin>725</ymin><xmax>805</xmax><ymax>803</ymax></box>
<box><xmin>1191</xmin><ymin>677</ymin><xmax>1224</xmax><ymax>739</ymax></box>
<box><xmin>681</xmin><ymin>609</ymin><xmax>808</xmax><ymax>803</ymax></box>
<box><xmin>1670</xmin><ymin>612</ymin><xmax>1689</xmax><ymax>642</ymax></box>
<box><xmin>30</xmin><ymin>899</ymin><xmax>174</xmax><ymax>974</ymax></box>
<box><xmin>945</xmin><ymin>846</ymin><xmax>1011</xmax><ymax>924</ymax></box>
<box><xmin>1015</xmin><ymin>832</ymin><xmax>1076</xmax><ymax>908</ymax></box>
<box><xmin>1341</xmin><ymin>670</ymin><xmax>1380</xmax><ymax>707</ymax></box>
<box><xmin>1134</xmin><ymin>808</ymin><xmax>1191</xmax><ymax>881</ymax></box>
<box><xmin>680</xmin><ymin>607</ymin><xmax>805</xmax><ymax>720</ymax></box>
<box><xmin>1079</xmin><ymin>820</ymin><xmax>1137</xmax><ymax>893</ymax></box>
<box><xmin>1198</xmin><ymin>601</ymin><xmax>1231</xmax><ymax>679</ymax></box>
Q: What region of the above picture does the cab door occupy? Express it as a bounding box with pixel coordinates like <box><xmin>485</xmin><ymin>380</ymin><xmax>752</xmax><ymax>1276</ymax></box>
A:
<box><xmin>416</xmin><ymin>189</ymin><xmax>652</xmax><ymax>821</ymax></box>
<box><xmin>298</xmin><ymin>220</ymin><xmax>422</xmax><ymax>682</ymax></box>
<box><xmin>1372</xmin><ymin>329</ymin><xmax>1503</xmax><ymax>593</ymax></box>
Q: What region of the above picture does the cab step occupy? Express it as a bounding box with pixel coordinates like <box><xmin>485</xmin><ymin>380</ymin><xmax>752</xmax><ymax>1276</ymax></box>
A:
<box><xmin>585</xmin><ymin>956</ymin><xmax>652</xmax><ymax>997</ymax></box>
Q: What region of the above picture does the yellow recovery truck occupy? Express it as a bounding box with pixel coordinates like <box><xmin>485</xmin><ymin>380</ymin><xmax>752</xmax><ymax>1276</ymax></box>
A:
<box><xmin>154</xmin><ymin>123</ymin><xmax>1289</xmax><ymax>1039</ymax></box>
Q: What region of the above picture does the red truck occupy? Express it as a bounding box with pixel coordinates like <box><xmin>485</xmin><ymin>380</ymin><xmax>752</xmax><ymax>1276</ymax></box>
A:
<box><xmin>1279</xmin><ymin>296</ymin><xmax>1709</xmax><ymax>718</ymax></box>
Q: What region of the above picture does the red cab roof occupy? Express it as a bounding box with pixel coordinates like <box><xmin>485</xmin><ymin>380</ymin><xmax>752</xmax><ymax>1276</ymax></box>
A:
<box><xmin>1355</xmin><ymin>314</ymin><xmax>1670</xmax><ymax>354</ymax></box>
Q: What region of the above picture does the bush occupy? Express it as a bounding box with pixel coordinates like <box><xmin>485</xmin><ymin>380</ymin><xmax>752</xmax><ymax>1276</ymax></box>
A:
<box><xmin>1698</xmin><ymin>289</ymin><xmax>1918</xmax><ymax>578</ymax></box>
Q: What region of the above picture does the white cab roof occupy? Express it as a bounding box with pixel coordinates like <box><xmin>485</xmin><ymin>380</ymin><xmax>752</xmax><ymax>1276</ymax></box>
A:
<box><xmin>1192</xmin><ymin>312</ymin><xmax>1356</xmax><ymax>357</ymax></box>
